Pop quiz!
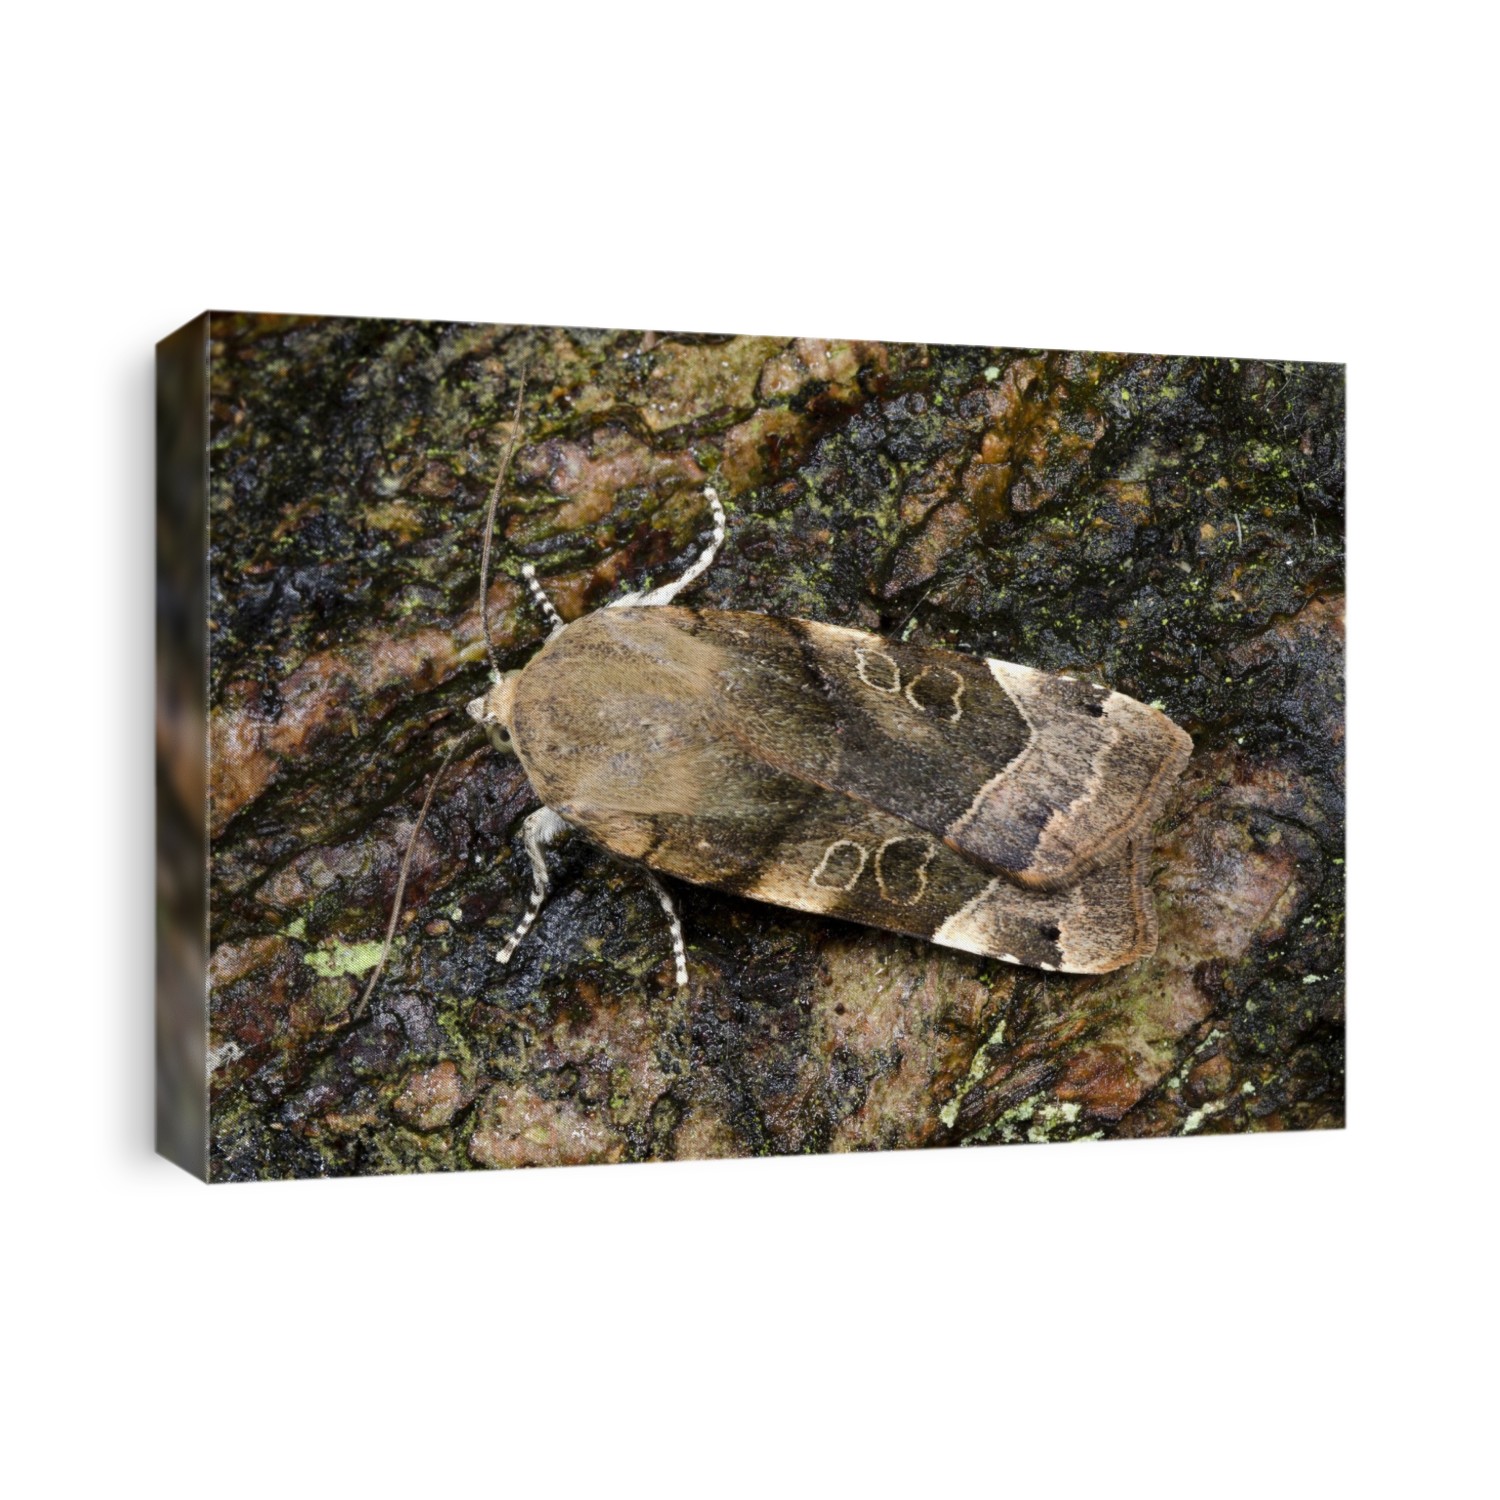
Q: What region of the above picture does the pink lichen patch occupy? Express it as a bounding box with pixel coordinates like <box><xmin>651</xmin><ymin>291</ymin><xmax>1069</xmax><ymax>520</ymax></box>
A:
<box><xmin>817</xmin><ymin>943</ymin><xmax>1008</xmax><ymax>1152</ymax></box>
<box><xmin>509</xmin><ymin>427</ymin><xmax>704</xmax><ymax>540</ymax></box>
<box><xmin>393</xmin><ymin>1060</ymin><xmax>468</xmax><ymax>1132</ymax></box>
<box><xmin>209</xmin><ymin>935</ymin><xmax>288</xmax><ymax>989</ymax></box>
<box><xmin>209</xmin><ymin>584</ymin><xmax>521</xmax><ymax>833</ymax></box>
<box><xmin>468</xmin><ymin>1085</ymin><xmax>625</xmax><ymax>1169</ymax></box>
<box><xmin>720</xmin><ymin>406</ymin><xmax>813</xmax><ymax>491</ymax></box>
<box><xmin>756</xmin><ymin>338</ymin><xmax>886</xmax><ymax>404</ymax></box>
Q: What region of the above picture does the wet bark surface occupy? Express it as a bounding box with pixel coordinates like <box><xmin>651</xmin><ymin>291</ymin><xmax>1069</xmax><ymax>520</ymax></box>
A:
<box><xmin>205</xmin><ymin>317</ymin><xmax>1344</xmax><ymax>1180</ymax></box>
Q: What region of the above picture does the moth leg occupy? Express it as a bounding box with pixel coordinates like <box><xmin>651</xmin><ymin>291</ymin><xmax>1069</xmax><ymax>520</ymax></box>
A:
<box><xmin>638</xmin><ymin>868</ymin><xmax>689</xmax><ymax>988</ymax></box>
<box><xmin>519</xmin><ymin>563</ymin><xmax>566</xmax><ymax>638</ymax></box>
<box><xmin>613</xmin><ymin>487</ymin><xmax>726</xmax><ymax>609</ymax></box>
<box><xmin>496</xmin><ymin>806</ymin><xmax>570</xmax><ymax>965</ymax></box>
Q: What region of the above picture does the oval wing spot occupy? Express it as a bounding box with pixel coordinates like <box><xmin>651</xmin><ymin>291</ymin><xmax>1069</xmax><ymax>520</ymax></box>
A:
<box><xmin>874</xmin><ymin>836</ymin><xmax>934</xmax><ymax>905</ymax></box>
<box><xmin>810</xmin><ymin>838</ymin><xmax>868</xmax><ymax>892</ymax></box>
<box><xmin>904</xmin><ymin>666</ymin><xmax>965</xmax><ymax>722</ymax></box>
<box><xmin>854</xmin><ymin>647</ymin><xmax>902</xmax><ymax>694</ymax></box>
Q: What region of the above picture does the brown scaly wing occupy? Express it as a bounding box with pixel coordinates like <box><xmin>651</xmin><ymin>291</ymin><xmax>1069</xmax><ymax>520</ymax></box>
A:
<box><xmin>679</xmin><ymin>610</ymin><xmax>1192</xmax><ymax>890</ymax></box>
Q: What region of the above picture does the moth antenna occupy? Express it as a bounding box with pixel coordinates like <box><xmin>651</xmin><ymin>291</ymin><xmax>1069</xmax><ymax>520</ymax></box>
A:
<box><xmin>353</xmin><ymin>734</ymin><xmax>471</xmax><ymax>1019</ymax></box>
<box><xmin>895</xmin><ymin>584</ymin><xmax>937</xmax><ymax>641</ymax></box>
<box><xmin>640</xmin><ymin>868</ymin><xmax>689</xmax><ymax>988</ymax></box>
<box><xmin>496</xmin><ymin>806</ymin><xmax>570</xmax><ymax>964</ymax></box>
<box><xmin>519</xmin><ymin>562</ymin><xmax>567</xmax><ymax>637</ymax></box>
<box><xmin>612</xmin><ymin>487</ymin><xmax>727</xmax><ymax>609</ymax></box>
<box><xmin>478</xmin><ymin>362</ymin><xmax>531</xmax><ymax>677</ymax></box>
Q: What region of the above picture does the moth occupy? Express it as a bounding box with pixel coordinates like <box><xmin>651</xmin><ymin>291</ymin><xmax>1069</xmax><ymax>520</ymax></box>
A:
<box><xmin>361</xmin><ymin>430</ymin><xmax>1192</xmax><ymax>1012</ymax></box>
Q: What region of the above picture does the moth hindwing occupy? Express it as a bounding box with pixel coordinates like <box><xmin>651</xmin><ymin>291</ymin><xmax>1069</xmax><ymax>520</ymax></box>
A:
<box><xmin>487</xmin><ymin>603</ymin><xmax>1191</xmax><ymax>976</ymax></box>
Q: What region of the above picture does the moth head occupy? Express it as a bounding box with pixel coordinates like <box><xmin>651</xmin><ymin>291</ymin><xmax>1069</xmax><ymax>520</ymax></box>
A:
<box><xmin>467</xmin><ymin>670</ymin><xmax>521</xmax><ymax>754</ymax></box>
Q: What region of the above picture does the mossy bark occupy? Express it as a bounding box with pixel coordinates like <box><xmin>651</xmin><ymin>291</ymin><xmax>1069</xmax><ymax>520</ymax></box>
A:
<box><xmin>206</xmin><ymin>317</ymin><xmax>1344</xmax><ymax>1179</ymax></box>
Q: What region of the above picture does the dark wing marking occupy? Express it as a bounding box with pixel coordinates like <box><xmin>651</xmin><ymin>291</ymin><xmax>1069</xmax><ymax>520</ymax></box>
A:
<box><xmin>678</xmin><ymin>610</ymin><xmax>1191</xmax><ymax>889</ymax></box>
<box><xmin>637</xmin><ymin>781</ymin><xmax>1158</xmax><ymax>974</ymax></box>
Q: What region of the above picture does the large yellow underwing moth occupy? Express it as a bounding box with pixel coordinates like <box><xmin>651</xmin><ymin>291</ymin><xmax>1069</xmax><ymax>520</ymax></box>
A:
<box><xmin>462</xmin><ymin>491</ymin><xmax>1191</xmax><ymax>981</ymax></box>
<box><xmin>357</xmin><ymin>411</ymin><xmax>1193</xmax><ymax>1005</ymax></box>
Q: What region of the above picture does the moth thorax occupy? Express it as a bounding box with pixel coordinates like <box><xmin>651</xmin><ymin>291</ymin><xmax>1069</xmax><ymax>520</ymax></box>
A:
<box><xmin>467</xmin><ymin>670</ymin><xmax>520</xmax><ymax>753</ymax></box>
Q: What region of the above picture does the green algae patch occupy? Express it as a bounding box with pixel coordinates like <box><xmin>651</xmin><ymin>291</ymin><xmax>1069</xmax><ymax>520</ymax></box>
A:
<box><xmin>304</xmin><ymin>939</ymin><xmax>385</xmax><ymax>979</ymax></box>
<box><xmin>940</xmin><ymin>1017</ymin><xmax>1007</xmax><ymax>1130</ymax></box>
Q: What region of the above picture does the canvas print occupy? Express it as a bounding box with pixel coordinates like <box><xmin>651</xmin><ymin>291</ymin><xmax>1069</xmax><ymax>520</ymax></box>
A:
<box><xmin>156</xmin><ymin>316</ymin><xmax>1345</xmax><ymax>1181</ymax></box>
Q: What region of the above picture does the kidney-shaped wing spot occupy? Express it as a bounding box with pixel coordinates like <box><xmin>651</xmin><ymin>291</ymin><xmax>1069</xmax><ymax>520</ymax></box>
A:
<box><xmin>874</xmin><ymin>835</ymin><xmax>936</xmax><ymax>906</ymax></box>
<box><xmin>810</xmin><ymin>838</ymin><xmax>868</xmax><ymax>892</ymax></box>
<box><xmin>853</xmin><ymin>646</ymin><xmax>902</xmax><ymax>694</ymax></box>
<box><xmin>903</xmin><ymin>665</ymin><xmax>965</xmax><ymax>722</ymax></box>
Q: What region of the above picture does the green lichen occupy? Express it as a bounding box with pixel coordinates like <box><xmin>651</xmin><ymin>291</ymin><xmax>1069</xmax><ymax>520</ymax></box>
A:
<box><xmin>940</xmin><ymin>1017</ymin><xmax>1007</xmax><ymax>1129</ymax></box>
<box><xmin>966</xmin><ymin>1092</ymin><xmax>1085</xmax><ymax>1146</ymax></box>
<box><xmin>304</xmin><ymin>940</ymin><xmax>385</xmax><ymax>979</ymax></box>
<box><xmin>1180</xmin><ymin>1100</ymin><xmax>1226</xmax><ymax>1135</ymax></box>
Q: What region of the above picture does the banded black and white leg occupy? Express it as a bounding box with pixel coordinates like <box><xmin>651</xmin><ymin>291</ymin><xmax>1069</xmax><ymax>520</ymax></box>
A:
<box><xmin>519</xmin><ymin>563</ymin><xmax>566</xmax><ymax>638</ymax></box>
<box><xmin>496</xmin><ymin>806</ymin><xmax>569</xmax><ymax>965</ymax></box>
<box><xmin>494</xmin><ymin>806</ymin><xmax>689</xmax><ymax>988</ymax></box>
<box><xmin>612</xmin><ymin>487</ymin><xmax>726</xmax><ymax>609</ymax></box>
<box><xmin>639</xmin><ymin>867</ymin><xmax>688</xmax><ymax>987</ymax></box>
<box><xmin>516</xmin><ymin>487</ymin><xmax>725</xmax><ymax>629</ymax></box>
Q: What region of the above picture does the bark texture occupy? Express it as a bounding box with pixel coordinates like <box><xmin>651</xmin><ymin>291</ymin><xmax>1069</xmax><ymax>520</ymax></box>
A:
<box><xmin>206</xmin><ymin>318</ymin><xmax>1344</xmax><ymax>1179</ymax></box>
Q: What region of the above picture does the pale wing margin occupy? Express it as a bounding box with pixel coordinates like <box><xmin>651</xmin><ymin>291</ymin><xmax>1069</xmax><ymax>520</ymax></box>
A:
<box><xmin>943</xmin><ymin>660</ymin><xmax>1193</xmax><ymax>890</ymax></box>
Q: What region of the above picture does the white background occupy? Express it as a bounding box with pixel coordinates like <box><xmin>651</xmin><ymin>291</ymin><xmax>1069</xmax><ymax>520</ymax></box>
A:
<box><xmin>5</xmin><ymin>4</ymin><xmax>1493</xmax><ymax>1495</ymax></box>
